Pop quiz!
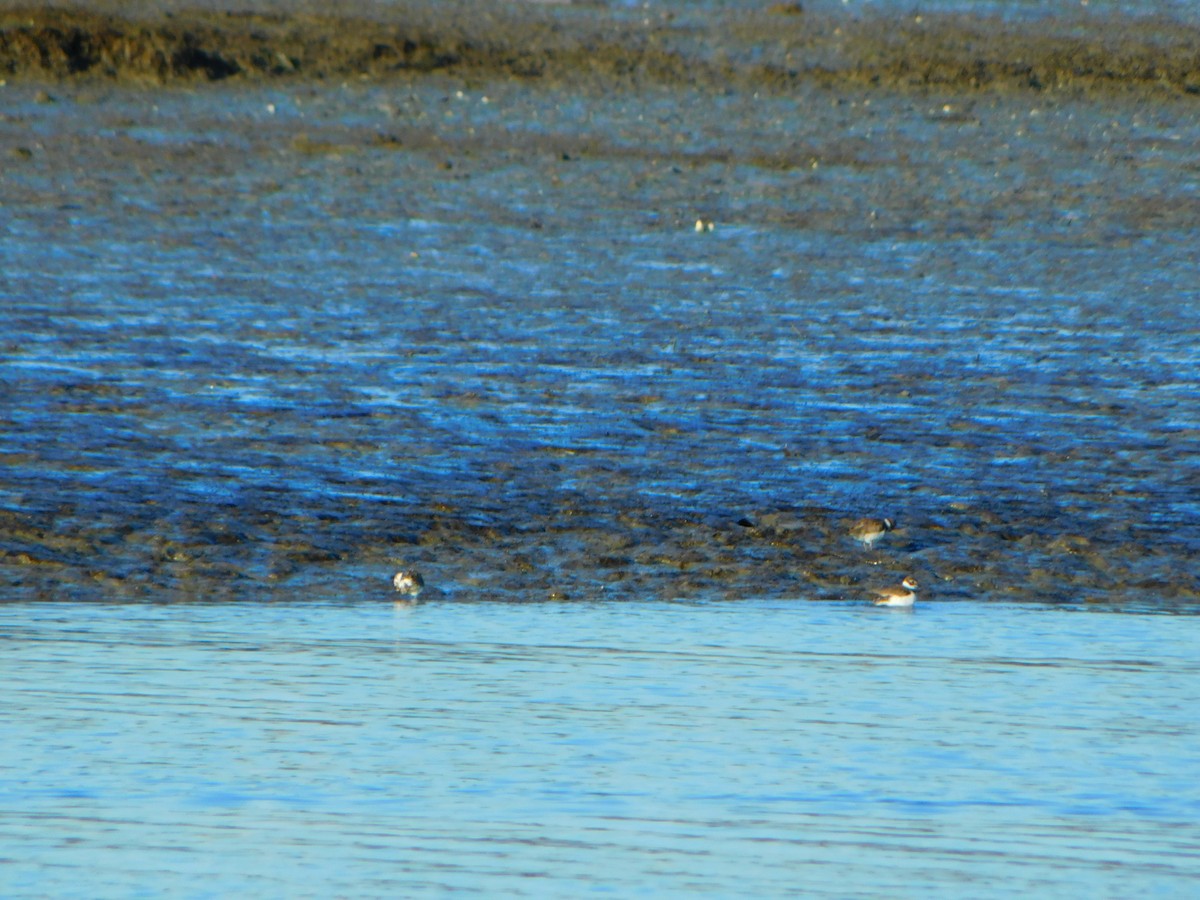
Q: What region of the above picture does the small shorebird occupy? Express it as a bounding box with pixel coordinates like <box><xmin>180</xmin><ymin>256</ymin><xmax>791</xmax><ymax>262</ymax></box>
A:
<box><xmin>392</xmin><ymin>570</ymin><xmax>425</xmax><ymax>598</ymax></box>
<box><xmin>849</xmin><ymin>517</ymin><xmax>894</xmax><ymax>548</ymax></box>
<box><xmin>873</xmin><ymin>576</ymin><xmax>918</xmax><ymax>607</ymax></box>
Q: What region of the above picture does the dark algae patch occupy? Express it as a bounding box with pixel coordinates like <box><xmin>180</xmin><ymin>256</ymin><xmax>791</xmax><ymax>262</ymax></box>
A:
<box><xmin>0</xmin><ymin>6</ymin><xmax>467</xmax><ymax>82</ymax></box>
<box><xmin>2</xmin><ymin>2</ymin><xmax>1200</xmax><ymax>95</ymax></box>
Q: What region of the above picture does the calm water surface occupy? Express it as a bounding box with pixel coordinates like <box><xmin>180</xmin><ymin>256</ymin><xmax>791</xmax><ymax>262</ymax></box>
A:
<box><xmin>3</xmin><ymin>599</ymin><xmax>1198</xmax><ymax>896</ymax></box>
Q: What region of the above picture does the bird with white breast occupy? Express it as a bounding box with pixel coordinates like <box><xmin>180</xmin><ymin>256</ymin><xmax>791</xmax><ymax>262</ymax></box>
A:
<box><xmin>873</xmin><ymin>576</ymin><xmax>918</xmax><ymax>607</ymax></box>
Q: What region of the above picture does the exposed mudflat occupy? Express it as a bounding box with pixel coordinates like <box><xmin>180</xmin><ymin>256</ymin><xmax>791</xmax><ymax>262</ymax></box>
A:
<box><xmin>3</xmin><ymin>2</ymin><xmax>1200</xmax><ymax>96</ymax></box>
<box><xmin>2</xmin><ymin>3</ymin><xmax>1198</xmax><ymax>607</ymax></box>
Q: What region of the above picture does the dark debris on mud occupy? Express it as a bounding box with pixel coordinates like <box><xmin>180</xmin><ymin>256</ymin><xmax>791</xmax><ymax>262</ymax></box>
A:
<box><xmin>2</xmin><ymin>3</ymin><xmax>1199</xmax><ymax>96</ymax></box>
<box><xmin>2</xmin><ymin>500</ymin><xmax>1197</xmax><ymax>609</ymax></box>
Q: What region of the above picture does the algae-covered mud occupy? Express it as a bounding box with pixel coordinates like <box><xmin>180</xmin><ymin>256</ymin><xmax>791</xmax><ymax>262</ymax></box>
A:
<box><xmin>2</xmin><ymin>2</ymin><xmax>1199</xmax><ymax>606</ymax></box>
<box><xmin>3</xmin><ymin>1</ymin><xmax>1200</xmax><ymax>94</ymax></box>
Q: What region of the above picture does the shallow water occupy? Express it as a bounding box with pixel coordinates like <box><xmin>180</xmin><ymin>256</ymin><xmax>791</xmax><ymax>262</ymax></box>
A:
<box><xmin>3</xmin><ymin>71</ymin><xmax>1200</xmax><ymax>605</ymax></box>
<box><xmin>2</xmin><ymin>599</ymin><xmax>1198</xmax><ymax>896</ymax></box>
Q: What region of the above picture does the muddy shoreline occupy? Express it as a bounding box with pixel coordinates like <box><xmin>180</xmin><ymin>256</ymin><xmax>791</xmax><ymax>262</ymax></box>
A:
<box><xmin>3</xmin><ymin>4</ymin><xmax>1200</xmax><ymax>96</ymax></box>
<box><xmin>6</xmin><ymin>496</ymin><xmax>1194</xmax><ymax>608</ymax></box>
<box><xmin>4</xmin><ymin>6</ymin><xmax>1199</xmax><ymax>610</ymax></box>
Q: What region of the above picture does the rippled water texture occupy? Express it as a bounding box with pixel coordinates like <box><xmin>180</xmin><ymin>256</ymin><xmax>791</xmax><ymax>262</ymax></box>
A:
<box><xmin>3</xmin><ymin>62</ymin><xmax>1199</xmax><ymax>606</ymax></box>
<box><xmin>3</xmin><ymin>600</ymin><xmax>1199</xmax><ymax>896</ymax></box>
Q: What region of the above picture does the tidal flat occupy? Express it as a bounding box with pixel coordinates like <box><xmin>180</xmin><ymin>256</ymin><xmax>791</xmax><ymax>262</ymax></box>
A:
<box><xmin>2</xmin><ymin>1</ymin><xmax>1199</xmax><ymax>608</ymax></box>
<box><xmin>3</xmin><ymin>6</ymin><xmax>1200</xmax><ymax>897</ymax></box>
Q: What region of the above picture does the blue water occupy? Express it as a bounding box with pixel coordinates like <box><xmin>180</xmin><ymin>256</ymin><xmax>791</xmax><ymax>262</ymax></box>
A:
<box><xmin>2</xmin><ymin>599</ymin><xmax>1197</xmax><ymax>896</ymax></box>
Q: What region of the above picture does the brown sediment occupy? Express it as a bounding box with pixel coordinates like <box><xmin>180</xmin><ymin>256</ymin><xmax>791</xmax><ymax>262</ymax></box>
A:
<box><xmin>2</xmin><ymin>501</ymin><xmax>1197</xmax><ymax>609</ymax></box>
<box><xmin>828</xmin><ymin>14</ymin><xmax>1200</xmax><ymax>95</ymax></box>
<box><xmin>1</xmin><ymin>4</ymin><xmax>1198</xmax><ymax>95</ymax></box>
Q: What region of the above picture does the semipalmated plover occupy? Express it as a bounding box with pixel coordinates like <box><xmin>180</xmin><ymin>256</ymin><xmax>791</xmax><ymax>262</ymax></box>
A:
<box><xmin>873</xmin><ymin>576</ymin><xmax>918</xmax><ymax>607</ymax></box>
<box><xmin>849</xmin><ymin>517</ymin><xmax>894</xmax><ymax>548</ymax></box>
<box><xmin>392</xmin><ymin>570</ymin><xmax>425</xmax><ymax>598</ymax></box>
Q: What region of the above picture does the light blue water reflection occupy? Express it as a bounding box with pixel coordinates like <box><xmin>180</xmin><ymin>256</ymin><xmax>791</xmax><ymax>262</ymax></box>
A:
<box><xmin>3</xmin><ymin>599</ymin><xmax>1197</xmax><ymax>896</ymax></box>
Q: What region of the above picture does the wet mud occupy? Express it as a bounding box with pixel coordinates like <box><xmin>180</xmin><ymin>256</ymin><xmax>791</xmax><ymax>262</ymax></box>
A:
<box><xmin>3</xmin><ymin>3</ymin><xmax>1200</xmax><ymax>96</ymax></box>
<box><xmin>8</xmin><ymin>496</ymin><xmax>1194</xmax><ymax>608</ymax></box>
<box><xmin>2</xmin><ymin>5</ymin><xmax>1199</xmax><ymax>610</ymax></box>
